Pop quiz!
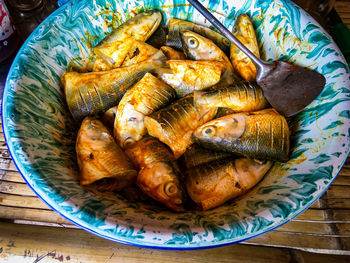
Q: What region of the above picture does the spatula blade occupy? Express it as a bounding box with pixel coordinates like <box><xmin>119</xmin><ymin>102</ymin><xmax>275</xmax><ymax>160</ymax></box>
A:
<box><xmin>257</xmin><ymin>61</ymin><xmax>326</xmax><ymax>117</ymax></box>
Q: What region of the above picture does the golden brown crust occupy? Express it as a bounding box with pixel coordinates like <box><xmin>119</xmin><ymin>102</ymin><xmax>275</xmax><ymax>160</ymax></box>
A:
<box><xmin>125</xmin><ymin>137</ymin><xmax>186</xmax><ymax>211</ymax></box>
<box><xmin>185</xmin><ymin>158</ymin><xmax>273</xmax><ymax>210</ymax></box>
<box><xmin>230</xmin><ymin>14</ymin><xmax>260</xmax><ymax>81</ymax></box>
<box><xmin>76</xmin><ymin>117</ymin><xmax>137</xmax><ymax>191</ymax></box>
<box><xmin>121</xmin><ymin>41</ymin><xmax>159</xmax><ymax>67</ymax></box>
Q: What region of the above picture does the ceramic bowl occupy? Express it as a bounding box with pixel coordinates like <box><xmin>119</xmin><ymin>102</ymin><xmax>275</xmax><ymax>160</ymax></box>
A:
<box><xmin>2</xmin><ymin>0</ymin><xmax>350</xmax><ymax>249</ymax></box>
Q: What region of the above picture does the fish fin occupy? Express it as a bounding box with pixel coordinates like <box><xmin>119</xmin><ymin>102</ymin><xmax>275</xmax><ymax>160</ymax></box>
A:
<box><xmin>147</xmin><ymin>50</ymin><xmax>167</xmax><ymax>63</ymax></box>
<box><xmin>152</xmin><ymin>64</ymin><xmax>173</xmax><ymax>79</ymax></box>
<box><xmin>217</xmin><ymin>69</ymin><xmax>241</xmax><ymax>87</ymax></box>
<box><xmin>144</xmin><ymin>50</ymin><xmax>168</xmax><ymax>73</ymax></box>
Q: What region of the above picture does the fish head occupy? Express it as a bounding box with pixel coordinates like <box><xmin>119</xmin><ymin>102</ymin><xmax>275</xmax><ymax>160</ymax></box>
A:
<box><xmin>82</xmin><ymin>117</ymin><xmax>111</xmax><ymax>142</ymax></box>
<box><xmin>115</xmin><ymin>102</ymin><xmax>146</xmax><ymax>148</ymax></box>
<box><xmin>137</xmin><ymin>161</ymin><xmax>186</xmax><ymax>211</ymax></box>
<box><xmin>193</xmin><ymin>114</ymin><xmax>247</xmax><ymax>147</ymax></box>
<box><xmin>137</xmin><ymin>10</ymin><xmax>162</xmax><ymax>37</ymax></box>
<box><xmin>180</xmin><ymin>30</ymin><xmax>212</xmax><ymax>60</ymax></box>
<box><xmin>234</xmin><ymin>158</ymin><xmax>273</xmax><ymax>189</ymax></box>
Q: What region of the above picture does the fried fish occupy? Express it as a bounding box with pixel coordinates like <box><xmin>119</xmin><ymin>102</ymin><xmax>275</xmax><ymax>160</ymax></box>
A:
<box><xmin>193</xmin><ymin>109</ymin><xmax>290</xmax><ymax>162</ymax></box>
<box><xmin>76</xmin><ymin>117</ymin><xmax>137</xmax><ymax>191</ymax></box>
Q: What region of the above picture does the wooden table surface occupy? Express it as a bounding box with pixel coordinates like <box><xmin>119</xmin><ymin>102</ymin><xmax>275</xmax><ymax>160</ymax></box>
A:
<box><xmin>1</xmin><ymin>1</ymin><xmax>350</xmax><ymax>262</ymax></box>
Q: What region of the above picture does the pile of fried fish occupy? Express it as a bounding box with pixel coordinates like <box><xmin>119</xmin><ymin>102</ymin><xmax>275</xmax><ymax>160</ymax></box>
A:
<box><xmin>61</xmin><ymin>10</ymin><xmax>290</xmax><ymax>212</ymax></box>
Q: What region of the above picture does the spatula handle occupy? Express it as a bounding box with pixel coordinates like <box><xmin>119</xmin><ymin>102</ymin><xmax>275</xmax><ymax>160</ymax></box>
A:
<box><xmin>187</xmin><ymin>0</ymin><xmax>266</xmax><ymax>70</ymax></box>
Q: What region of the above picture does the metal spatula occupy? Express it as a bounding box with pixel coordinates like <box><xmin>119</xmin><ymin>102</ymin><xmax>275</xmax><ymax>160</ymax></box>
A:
<box><xmin>187</xmin><ymin>0</ymin><xmax>326</xmax><ymax>117</ymax></box>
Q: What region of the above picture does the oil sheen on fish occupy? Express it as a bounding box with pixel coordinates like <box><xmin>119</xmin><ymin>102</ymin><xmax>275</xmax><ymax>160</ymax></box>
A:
<box><xmin>125</xmin><ymin>136</ymin><xmax>186</xmax><ymax>211</ymax></box>
<box><xmin>61</xmin><ymin>51</ymin><xmax>166</xmax><ymax>121</ymax></box>
<box><xmin>194</xmin><ymin>81</ymin><xmax>269</xmax><ymax>115</ymax></box>
<box><xmin>230</xmin><ymin>14</ymin><xmax>260</xmax><ymax>81</ymax></box>
<box><xmin>144</xmin><ymin>95</ymin><xmax>217</xmax><ymax>158</ymax></box>
<box><xmin>160</xmin><ymin>46</ymin><xmax>186</xmax><ymax>60</ymax></box>
<box><xmin>121</xmin><ymin>41</ymin><xmax>159</xmax><ymax>67</ymax></box>
<box><xmin>158</xmin><ymin>60</ymin><xmax>225</xmax><ymax>96</ymax></box>
<box><xmin>180</xmin><ymin>143</ymin><xmax>232</xmax><ymax>170</ymax></box>
<box><xmin>185</xmin><ymin>158</ymin><xmax>273</xmax><ymax>210</ymax></box>
<box><xmin>94</xmin><ymin>10</ymin><xmax>162</xmax><ymax>66</ymax></box>
<box><xmin>193</xmin><ymin>108</ymin><xmax>290</xmax><ymax>162</ymax></box>
<box><xmin>166</xmin><ymin>18</ymin><xmax>231</xmax><ymax>54</ymax></box>
<box><xmin>181</xmin><ymin>30</ymin><xmax>233</xmax><ymax>72</ymax></box>
<box><xmin>115</xmin><ymin>73</ymin><xmax>176</xmax><ymax>148</ymax></box>
<box><xmin>76</xmin><ymin>117</ymin><xmax>137</xmax><ymax>191</ymax></box>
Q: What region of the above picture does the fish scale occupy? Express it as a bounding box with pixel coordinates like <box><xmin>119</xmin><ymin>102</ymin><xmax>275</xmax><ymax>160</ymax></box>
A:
<box><xmin>145</xmin><ymin>96</ymin><xmax>217</xmax><ymax>158</ymax></box>
<box><xmin>62</xmin><ymin>52</ymin><xmax>166</xmax><ymax>121</ymax></box>
<box><xmin>194</xmin><ymin>81</ymin><xmax>269</xmax><ymax>114</ymax></box>
<box><xmin>115</xmin><ymin>72</ymin><xmax>176</xmax><ymax>148</ymax></box>
<box><xmin>180</xmin><ymin>143</ymin><xmax>232</xmax><ymax>170</ymax></box>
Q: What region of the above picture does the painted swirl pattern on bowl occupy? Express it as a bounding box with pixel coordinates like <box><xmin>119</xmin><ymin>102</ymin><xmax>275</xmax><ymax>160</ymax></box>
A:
<box><xmin>2</xmin><ymin>0</ymin><xmax>350</xmax><ymax>248</ymax></box>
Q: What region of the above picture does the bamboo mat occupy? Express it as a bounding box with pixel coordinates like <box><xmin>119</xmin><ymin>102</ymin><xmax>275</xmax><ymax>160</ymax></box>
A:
<box><xmin>336</xmin><ymin>1</ymin><xmax>350</xmax><ymax>25</ymax></box>
<box><xmin>0</xmin><ymin>1</ymin><xmax>350</xmax><ymax>262</ymax></box>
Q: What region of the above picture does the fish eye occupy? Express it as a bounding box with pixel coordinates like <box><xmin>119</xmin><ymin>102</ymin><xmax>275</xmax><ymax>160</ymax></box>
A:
<box><xmin>164</xmin><ymin>181</ymin><xmax>178</xmax><ymax>197</ymax></box>
<box><xmin>128</xmin><ymin>117</ymin><xmax>137</xmax><ymax>122</ymax></box>
<box><xmin>123</xmin><ymin>137</ymin><xmax>135</xmax><ymax>147</ymax></box>
<box><xmin>223</xmin><ymin>37</ymin><xmax>231</xmax><ymax>46</ymax></box>
<box><xmin>188</xmin><ymin>37</ymin><xmax>198</xmax><ymax>48</ymax></box>
<box><xmin>202</xmin><ymin>125</ymin><xmax>216</xmax><ymax>137</ymax></box>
